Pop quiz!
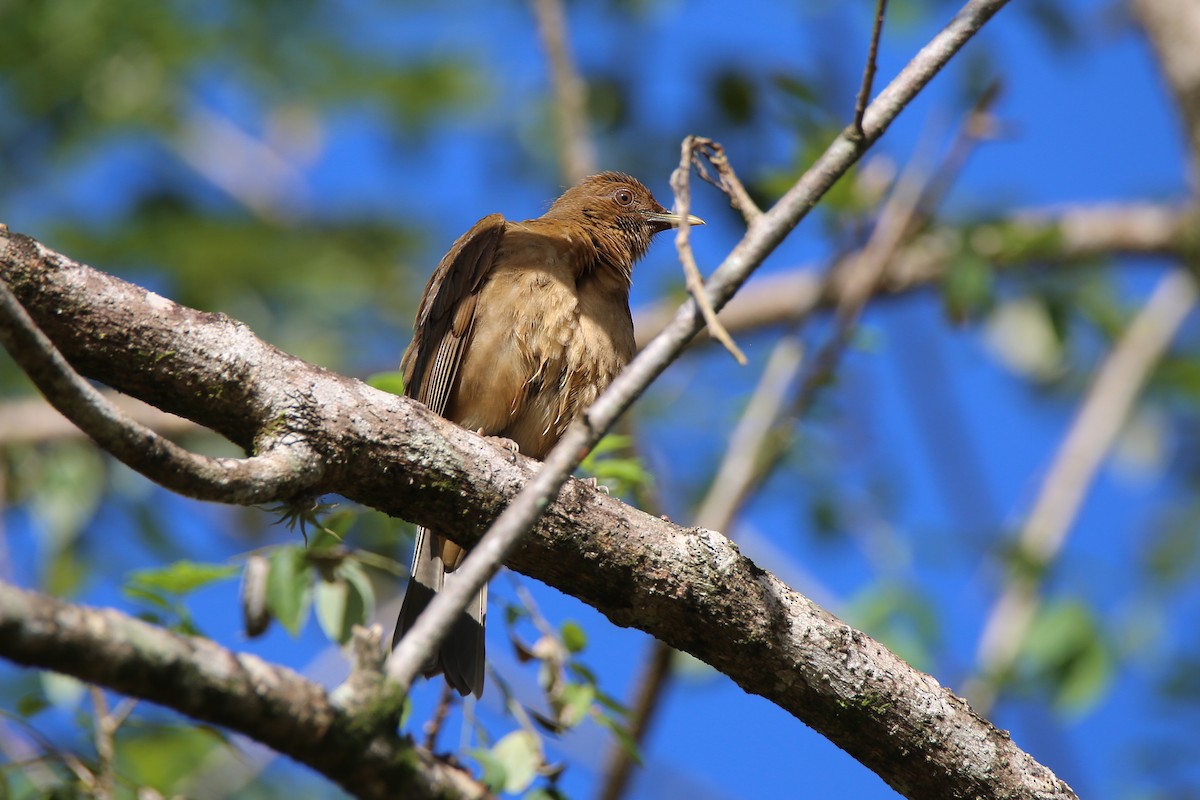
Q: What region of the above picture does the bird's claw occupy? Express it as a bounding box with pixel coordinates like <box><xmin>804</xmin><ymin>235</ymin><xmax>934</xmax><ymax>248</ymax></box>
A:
<box><xmin>480</xmin><ymin>430</ymin><xmax>520</xmax><ymax>462</ymax></box>
<box><xmin>581</xmin><ymin>476</ymin><xmax>610</xmax><ymax>494</ymax></box>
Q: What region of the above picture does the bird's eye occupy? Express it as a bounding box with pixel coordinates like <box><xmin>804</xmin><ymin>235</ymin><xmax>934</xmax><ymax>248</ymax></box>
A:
<box><xmin>614</xmin><ymin>188</ymin><xmax>634</xmax><ymax>206</ymax></box>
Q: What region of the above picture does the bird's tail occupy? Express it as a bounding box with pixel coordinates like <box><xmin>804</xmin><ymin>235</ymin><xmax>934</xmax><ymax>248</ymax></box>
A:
<box><xmin>393</xmin><ymin>526</ymin><xmax>486</xmax><ymax>698</ymax></box>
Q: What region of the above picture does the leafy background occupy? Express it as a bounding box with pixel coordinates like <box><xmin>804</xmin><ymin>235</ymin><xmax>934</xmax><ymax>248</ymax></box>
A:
<box><xmin>2</xmin><ymin>0</ymin><xmax>1198</xmax><ymax>797</ymax></box>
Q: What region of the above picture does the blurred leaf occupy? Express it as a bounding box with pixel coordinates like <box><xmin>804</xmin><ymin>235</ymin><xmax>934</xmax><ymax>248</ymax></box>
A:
<box><xmin>40</xmin><ymin>673</ymin><xmax>85</xmax><ymax>710</ymax></box>
<box><xmin>127</xmin><ymin>560</ymin><xmax>238</xmax><ymax>595</ymax></box>
<box><xmin>560</xmin><ymin>620</ymin><xmax>587</xmax><ymax>655</ymax></box>
<box><xmin>28</xmin><ymin>442</ymin><xmax>106</xmax><ymax>552</ymax></box>
<box><xmin>489</xmin><ymin>730</ymin><xmax>543</xmax><ymax>794</ymax></box>
<box><xmin>366</xmin><ymin>370</ymin><xmax>406</xmax><ymax>396</ymax></box>
<box><xmin>16</xmin><ymin>693</ymin><xmax>49</xmax><ymax>718</ymax></box>
<box><xmin>1021</xmin><ymin>0</ymin><xmax>1081</xmax><ymax>51</ymax></box>
<box><xmin>558</xmin><ymin>682</ymin><xmax>595</xmax><ymax>729</ymax></box>
<box><xmin>1022</xmin><ymin>601</ymin><xmax>1113</xmax><ymax>714</ymax></box>
<box><xmin>340</xmin><ymin>559</ymin><xmax>376</xmax><ymax>623</ymax></box>
<box><xmin>843</xmin><ymin>584</ymin><xmax>940</xmax><ymax>671</ymax></box>
<box><xmin>472</xmin><ymin>746</ymin><xmax>508</xmax><ymax>794</ymax></box>
<box><xmin>116</xmin><ymin>725</ymin><xmax>227</xmax><ymax>794</ymax></box>
<box><xmin>314</xmin><ymin>576</ymin><xmax>350</xmax><ymax>643</ymax></box>
<box><xmin>267</xmin><ymin>546</ymin><xmax>312</xmax><ymax>636</ymax></box>
<box><xmin>941</xmin><ymin>251</ymin><xmax>994</xmax><ymax>323</ymax></box>
<box><xmin>313</xmin><ymin>560</ymin><xmax>374</xmax><ymax>644</ymax></box>
<box><xmin>712</xmin><ymin>68</ymin><xmax>758</xmax><ymax>127</ymax></box>
<box><xmin>984</xmin><ymin>297</ymin><xmax>1064</xmax><ymax>381</ymax></box>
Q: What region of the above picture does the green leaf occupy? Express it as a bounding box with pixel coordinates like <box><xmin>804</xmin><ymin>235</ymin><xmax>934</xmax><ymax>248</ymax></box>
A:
<box><xmin>366</xmin><ymin>371</ymin><xmax>406</xmax><ymax>396</ymax></box>
<box><xmin>314</xmin><ymin>577</ymin><xmax>350</xmax><ymax>643</ymax></box>
<box><xmin>471</xmin><ymin>747</ymin><xmax>508</xmax><ymax>793</ymax></box>
<box><xmin>1022</xmin><ymin>600</ymin><xmax>1114</xmax><ymax>714</ymax></box>
<box><xmin>1056</xmin><ymin>637</ymin><xmax>1113</xmax><ymax>715</ymax></box>
<box><xmin>560</xmin><ymin>621</ymin><xmax>587</xmax><ymax>654</ymax></box>
<box><xmin>941</xmin><ymin>251</ymin><xmax>994</xmax><ymax>323</ymax></box>
<box><xmin>490</xmin><ymin>730</ymin><xmax>543</xmax><ymax>794</ymax></box>
<box><xmin>558</xmin><ymin>682</ymin><xmax>595</xmax><ymax>729</ymax></box>
<box><xmin>267</xmin><ymin>546</ymin><xmax>312</xmax><ymax>636</ymax></box>
<box><xmin>127</xmin><ymin>560</ymin><xmax>238</xmax><ymax>596</ymax></box>
<box><xmin>16</xmin><ymin>692</ymin><xmax>49</xmax><ymax>718</ymax></box>
<box><xmin>340</xmin><ymin>559</ymin><xmax>377</xmax><ymax>623</ymax></box>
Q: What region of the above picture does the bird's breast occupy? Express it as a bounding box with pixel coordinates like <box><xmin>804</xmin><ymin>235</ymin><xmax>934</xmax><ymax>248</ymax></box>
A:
<box><xmin>446</xmin><ymin>247</ymin><xmax>634</xmax><ymax>459</ymax></box>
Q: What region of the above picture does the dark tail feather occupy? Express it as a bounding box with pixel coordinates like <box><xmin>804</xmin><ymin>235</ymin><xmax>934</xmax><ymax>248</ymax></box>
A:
<box><xmin>393</xmin><ymin>527</ymin><xmax>486</xmax><ymax>698</ymax></box>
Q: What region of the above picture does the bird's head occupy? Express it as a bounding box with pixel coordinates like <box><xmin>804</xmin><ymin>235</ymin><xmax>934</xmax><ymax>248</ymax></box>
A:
<box><xmin>544</xmin><ymin>172</ymin><xmax>704</xmax><ymax>281</ymax></box>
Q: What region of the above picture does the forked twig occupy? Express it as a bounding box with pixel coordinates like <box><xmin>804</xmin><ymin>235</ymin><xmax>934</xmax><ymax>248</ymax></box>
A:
<box><xmin>671</xmin><ymin>137</ymin><xmax>748</xmax><ymax>365</ymax></box>
<box><xmin>853</xmin><ymin>0</ymin><xmax>890</xmax><ymax>138</ymax></box>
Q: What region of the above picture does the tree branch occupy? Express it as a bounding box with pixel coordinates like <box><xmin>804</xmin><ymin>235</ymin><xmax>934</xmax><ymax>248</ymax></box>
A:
<box><xmin>0</xmin><ymin>228</ymin><xmax>1073</xmax><ymax>799</ymax></box>
<box><xmin>0</xmin><ymin>580</ymin><xmax>486</xmax><ymax>800</ymax></box>
<box><xmin>1131</xmin><ymin>0</ymin><xmax>1200</xmax><ymax>187</ymax></box>
<box><xmin>530</xmin><ymin>0</ymin><xmax>597</xmax><ymax>185</ymax></box>
<box><xmin>632</xmin><ymin>201</ymin><xmax>1197</xmax><ymax>349</ymax></box>
<box><xmin>967</xmin><ymin>269</ymin><xmax>1198</xmax><ymax>711</ymax></box>
<box><xmin>0</xmin><ymin>273</ymin><xmax>320</xmax><ymax>505</ymax></box>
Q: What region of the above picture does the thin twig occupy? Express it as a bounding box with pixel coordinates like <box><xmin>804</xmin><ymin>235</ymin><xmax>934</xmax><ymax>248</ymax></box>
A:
<box><xmin>687</xmin><ymin>137</ymin><xmax>763</xmax><ymax>225</ymax></box>
<box><xmin>386</xmin><ymin>0</ymin><xmax>1014</xmax><ymax>698</ymax></box>
<box><xmin>694</xmin><ymin>335</ymin><xmax>807</xmax><ymax>529</ymax></box>
<box><xmin>853</xmin><ymin>0</ymin><xmax>890</xmax><ymax>139</ymax></box>
<box><xmin>672</xmin><ymin>137</ymin><xmax>747</xmax><ymax>365</ymax></box>
<box><xmin>530</xmin><ymin>0</ymin><xmax>597</xmax><ymax>184</ymax></box>
<box><xmin>90</xmin><ymin>688</ymin><xmax>112</xmax><ymax>799</ymax></box>
<box><xmin>0</xmin><ymin>276</ymin><xmax>320</xmax><ymax>505</ymax></box>
<box><xmin>967</xmin><ymin>269</ymin><xmax>1198</xmax><ymax>713</ymax></box>
<box><xmin>595</xmin><ymin>641</ymin><xmax>674</xmax><ymax>800</ymax></box>
<box><xmin>423</xmin><ymin>683</ymin><xmax>456</xmax><ymax>753</ymax></box>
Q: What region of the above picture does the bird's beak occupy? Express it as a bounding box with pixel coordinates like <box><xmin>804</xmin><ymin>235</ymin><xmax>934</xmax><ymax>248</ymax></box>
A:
<box><xmin>643</xmin><ymin>210</ymin><xmax>706</xmax><ymax>228</ymax></box>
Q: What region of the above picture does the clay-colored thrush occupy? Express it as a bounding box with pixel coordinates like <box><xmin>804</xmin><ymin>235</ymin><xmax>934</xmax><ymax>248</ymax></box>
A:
<box><xmin>392</xmin><ymin>172</ymin><xmax>703</xmax><ymax>698</ymax></box>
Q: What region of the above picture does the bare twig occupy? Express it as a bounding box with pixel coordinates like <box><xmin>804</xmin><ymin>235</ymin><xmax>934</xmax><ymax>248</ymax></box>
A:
<box><xmin>387</xmin><ymin>0</ymin><xmax>1015</xmax><ymax>699</ymax></box>
<box><xmin>687</xmin><ymin>137</ymin><xmax>763</xmax><ymax>225</ymax></box>
<box><xmin>530</xmin><ymin>0</ymin><xmax>597</xmax><ymax>184</ymax></box>
<box><xmin>672</xmin><ymin>137</ymin><xmax>747</xmax><ymax>365</ymax></box>
<box><xmin>967</xmin><ymin>269</ymin><xmax>1198</xmax><ymax>712</ymax></box>
<box><xmin>1131</xmin><ymin>0</ymin><xmax>1200</xmax><ymax>187</ymax></box>
<box><xmin>423</xmin><ymin>684</ymin><xmax>456</xmax><ymax>753</ymax></box>
<box><xmin>694</xmin><ymin>336</ymin><xmax>807</xmax><ymax>529</ymax></box>
<box><xmin>631</xmin><ymin>202</ymin><xmax>1197</xmax><ymax>349</ymax></box>
<box><xmin>0</xmin><ymin>392</ymin><xmax>198</xmax><ymax>445</ymax></box>
<box><xmin>90</xmin><ymin>687</ymin><xmax>136</xmax><ymax>800</ymax></box>
<box><xmin>853</xmin><ymin>0</ymin><xmax>890</xmax><ymax>138</ymax></box>
<box><xmin>0</xmin><ymin>276</ymin><xmax>321</xmax><ymax>505</ymax></box>
<box><xmin>595</xmin><ymin>641</ymin><xmax>674</xmax><ymax>800</ymax></box>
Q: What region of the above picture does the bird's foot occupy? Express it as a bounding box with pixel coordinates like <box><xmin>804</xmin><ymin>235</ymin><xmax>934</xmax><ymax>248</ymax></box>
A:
<box><xmin>580</xmin><ymin>476</ymin><xmax>610</xmax><ymax>495</ymax></box>
<box><xmin>480</xmin><ymin>430</ymin><xmax>520</xmax><ymax>462</ymax></box>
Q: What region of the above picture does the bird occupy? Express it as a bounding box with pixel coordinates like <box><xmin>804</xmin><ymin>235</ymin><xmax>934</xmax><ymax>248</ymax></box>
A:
<box><xmin>392</xmin><ymin>171</ymin><xmax>703</xmax><ymax>698</ymax></box>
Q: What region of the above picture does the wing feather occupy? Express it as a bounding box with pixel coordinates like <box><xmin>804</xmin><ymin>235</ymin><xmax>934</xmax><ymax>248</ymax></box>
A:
<box><xmin>401</xmin><ymin>213</ymin><xmax>506</xmax><ymax>414</ymax></box>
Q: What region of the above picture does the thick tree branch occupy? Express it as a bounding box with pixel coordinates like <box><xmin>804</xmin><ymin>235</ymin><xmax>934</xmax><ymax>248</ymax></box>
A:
<box><xmin>0</xmin><ymin>274</ymin><xmax>319</xmax><ymax>505</ymax></box>
<box><xmin>0</xmin><ymin>581</ymin><xmax>486</xmax><ymax>800</ymax></box>
<box><xmin>0</xmin><ymin>230</ymin><xmax>1074</xmax><ymax>799</ymax></box>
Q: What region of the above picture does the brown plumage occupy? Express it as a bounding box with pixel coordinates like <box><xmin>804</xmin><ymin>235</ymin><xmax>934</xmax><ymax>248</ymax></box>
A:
<box><xmin>392</xmin><ymin>172</ymin><xmax>703</xmax><ymax>698</ymax></box>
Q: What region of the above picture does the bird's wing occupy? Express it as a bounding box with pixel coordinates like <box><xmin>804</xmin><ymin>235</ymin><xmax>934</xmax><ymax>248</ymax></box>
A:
<box><xmin>401</xmin><ymin>213</ymin><xmax>506</xmax><ymax>415</ymax></box>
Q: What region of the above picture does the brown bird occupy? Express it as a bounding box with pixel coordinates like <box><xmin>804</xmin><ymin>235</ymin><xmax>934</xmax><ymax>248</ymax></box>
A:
<box><xmin>392</xmin><ymin>172</ymin><xmax>703</xmax><ymax>697</ymax></box>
